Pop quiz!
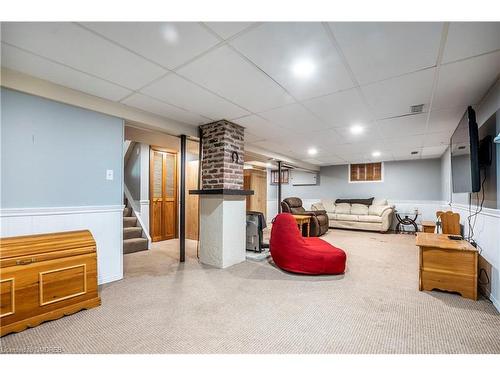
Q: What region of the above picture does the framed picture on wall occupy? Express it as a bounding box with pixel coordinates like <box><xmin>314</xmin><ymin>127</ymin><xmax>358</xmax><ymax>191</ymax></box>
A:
<box><xmin>270</xmin><ymin>169</ymin><xmax>289</xmax><ymax>184</ymax></box>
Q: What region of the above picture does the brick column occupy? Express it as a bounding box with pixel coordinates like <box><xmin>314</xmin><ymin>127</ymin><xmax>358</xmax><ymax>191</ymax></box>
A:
<box><xmin>189</xmin><ymin>119</ymin><xmax>252</xmax><ymax>268</ymax></box>
<box><xmin>200</xmin><ymin>120</ymin><xmax>244</xmax><ymax>190</ymax></box>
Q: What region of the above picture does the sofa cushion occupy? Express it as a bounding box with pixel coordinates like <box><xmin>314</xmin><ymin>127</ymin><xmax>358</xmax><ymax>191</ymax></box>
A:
<box><xmin>368</xmin><ymin>205</ymin><xmax>393</xmax><ymax>216</ymax></box>
<box><xmin>358</xmin><ymin>215</ymin><xmax>383</xmax><ymax>223</ymax></box>
<box><xmin>335</xmin><ymin>197</ymin><xmax>374</xmax><ymax>206</ymax></box>
<box><xmin>335</xmin><ymin>203</ymin><xmax>351</xmax><ymax>214</ymax></box>
<box><xmin>327</xmin><ymin>212</ymin><xmax>336</xmax><ymax>220</ymax></box>
<box><xmin>372</xmin><ymin>198</ymin><xmax>388</xmax><ymax>206</ymax></box>
<box><xmin>334</xmin><ymin>214</ymin><xmax>359</xmax><ymax>221</ymax></box>
<box><xmin>351</xmin><ymin>203</ymin><xmax>369</xmax><ymax>216</ymax></box>
<box><xmin>321</xmin><ymin>199</ymin><xmax>335</xmax><ymax>213</ymax></box>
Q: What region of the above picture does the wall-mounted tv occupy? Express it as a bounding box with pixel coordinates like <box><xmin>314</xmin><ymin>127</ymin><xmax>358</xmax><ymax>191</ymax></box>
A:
<box><xmin>451</xmin><ymin>106</ymin><xmax>480</xmax><ymax>193</ymax></box>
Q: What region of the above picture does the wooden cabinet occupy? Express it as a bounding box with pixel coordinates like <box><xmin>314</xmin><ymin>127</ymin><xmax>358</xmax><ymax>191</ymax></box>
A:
<box><xmin>0</xmin><ymin>230</ymin><xmax>101</xmax><ymax>336</ymax></box>
<box><xmin>244</xmin><ymin>169</ymin><xmax>267</xmax><ymax>217</ymax></box>
<box><xmin>416</xmin><ymin>233</ymin><xmax>478</xmax><ymax>300</ymax></box>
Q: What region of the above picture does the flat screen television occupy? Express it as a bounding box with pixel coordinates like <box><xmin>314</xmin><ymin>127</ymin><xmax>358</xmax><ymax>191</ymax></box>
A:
<box><xmin>451</xmin><ymin>106</ymin><xmax>480</xmax><ymax>193</ymax></box>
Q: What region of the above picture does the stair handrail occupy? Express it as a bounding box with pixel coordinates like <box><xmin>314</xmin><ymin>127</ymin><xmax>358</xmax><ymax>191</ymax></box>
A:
<box><xmin>124</xmin><ymin>184</ymin><xmax>151</xmax><ymax>249</ymax></box>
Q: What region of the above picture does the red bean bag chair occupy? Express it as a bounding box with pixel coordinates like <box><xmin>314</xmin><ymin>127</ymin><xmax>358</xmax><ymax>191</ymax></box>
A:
<box><xmin>270</xmin><ymin>213</ymin><xmax>346</xmax><ymax>275</ymax></box>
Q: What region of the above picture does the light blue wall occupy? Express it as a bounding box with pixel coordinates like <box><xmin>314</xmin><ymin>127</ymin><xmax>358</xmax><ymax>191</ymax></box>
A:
<box><xmin>269</xmin><ymin>158</ymin><xmax>443</xmax><ymax>201</ymax></box>
<box><xmin>1</xmin><ymin>88</ymin><xmax>124</xmax><ymax>208</ymax></box>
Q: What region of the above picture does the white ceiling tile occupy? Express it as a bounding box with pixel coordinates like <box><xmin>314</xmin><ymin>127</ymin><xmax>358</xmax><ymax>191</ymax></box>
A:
<box><xmin>378</xmin><ymin>113</ymin><xmax>428</xmax><ymax>138</ymax></box>
<box><xmin>231</xmin><ymin>22</ymin><xmax>354</xmax><ymax>100</ymax></box>
<box><xmin>245</xmin><ymin>132</ymin><xmax>265</xmax><ymax>143</ymax></box>
<box><xmin>204</xmin><ymin>22</ymin><xmax>255</xmax><ymax>40</ymax></box>
<box><xmin>443</xmin><ymin>22</ymin><xmax>500</xmax><ymax>64</ymax></box>
<box><xmin>250</xmin><ymin>140</ymin><xmax>294</xmax><ymax>155</ymax></box>
<box><xmin>391</xmin><ymin>151</ymin><xmax>422</xmax><ymax>161</ymax></box>
<box><xmin>315</xmin><ymin>155</ymin><xmax>346</xmax><ymax>165</ymax></box>
<box><xmin>234</xmin><ymin>115</ymin><xmax>289</xmax><ymax>140</ymax></box>
<box><xmin>330</xmin><ymin>22</ymin><xmax>443</xmax><ymax>84</ymax></box>
<box><xmin>334</xmin><ymin>123</ymin><xmax>383</xmax><ymax>143</ymax></box>
<box><xmin>1</xmin><ymin>43</ymin><xmax>131</xmax><ymax>101</ymax></box>
<box><xmin>259</xmin><ymin>103</ymin><xmax>328</xmax><ymax>133</ymax></box>
<box><xmin>380</xmin><ymin>135</ymin><xmax>426</xmax><ymax>153</ymax></box>
<box><xmin>303</xmin><ymin>158</ymin><xmax>323</xmax><ymax>165</ymax></box>
<box><xmin>303</xmin><ymin>128</ymin><xmax>347</xmax><ymax>148</ymax></box>
<box><xmin>122</xmin><ymin>93</ymin><xmax>209</xmax><ymax>125</ymax></box>
<box><xmin>427</xmin><ymin>107</ymin><xmax>465</xmax><ymax>133</ymax></box>
<box><xmin>302</xmin><ymin>88</ymin><xmax>372</xmax><ymax>128</ymax></box>
<box><xmin>1</xmin><ymin>22</ymin><xmax>166</xmax><ymax>90</ymax></box>
<box><xmin>82</xmin><ymin>22</ymin><xmax>220</xmax><ymax>70</ymax></box>
<box><xmin>421</xmin><ymin>145</ymin><xmax>448</xmax><ymax>157</ymax></box>
<box><xmin>361</xmin><ymin>68</ymin><xmax>435</xmax><ymax>120</ymax></box>
<box><xmin>422</xmin><ymin>131</ymin><xmax>453</xmax><ymax>147</ymax></box>
<box><xmin>140</xmin><ymin>73</ymin><xmax>249</xmax><ymax>120</ymax></box>
<box><xmin>177</xmin><ymin>45</ymin><xmax>294</xmax><ymax>112</ymax></box>
<box><xmin>433</xmin><ymin>50</ymin><xmax>500</xmax><ymax>110</ymax></box>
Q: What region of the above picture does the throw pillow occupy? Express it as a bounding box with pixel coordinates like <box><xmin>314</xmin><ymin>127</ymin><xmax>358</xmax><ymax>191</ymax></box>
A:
<box><xmin>321</xmin><ymin>199</ymin><xmax>335</xmax><ymax>212</ymax></box>
<box><xmin>335</xmin><ymin>197</ymin><xmax>374</xmax><ymax>206</ymax></box>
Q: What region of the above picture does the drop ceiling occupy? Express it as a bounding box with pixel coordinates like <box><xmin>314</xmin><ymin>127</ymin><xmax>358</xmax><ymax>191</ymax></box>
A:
<box><xmin>2</xmin><ymin>21</ymin><xmax>499</xmax><ymax>165</ymax></box>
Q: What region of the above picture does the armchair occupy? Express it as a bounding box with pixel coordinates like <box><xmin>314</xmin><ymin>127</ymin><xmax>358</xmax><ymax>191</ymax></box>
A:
<box><xmin>280</xmin><ymin>197</ymin><xmax>329</xmax><ymax>237</ymax></box>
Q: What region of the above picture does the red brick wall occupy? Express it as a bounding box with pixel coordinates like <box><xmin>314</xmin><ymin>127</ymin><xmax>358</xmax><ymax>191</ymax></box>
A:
<box><xmin>200</xmin><ymin>120</ymin><xmax>244</xmax><ymax>190</ymax></box>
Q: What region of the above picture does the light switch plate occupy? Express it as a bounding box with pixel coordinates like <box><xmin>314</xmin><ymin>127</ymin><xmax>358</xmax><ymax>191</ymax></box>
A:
<box><xmin>106</xmin><ymin>169</ymin><xmax>114</xmax><ymax>181</ymax></box>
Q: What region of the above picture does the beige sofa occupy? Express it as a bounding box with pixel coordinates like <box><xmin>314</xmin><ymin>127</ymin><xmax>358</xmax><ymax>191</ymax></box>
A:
<box><xmin>311</xmin><ymin>199</ymin><xmax>395</xmax><ymax>232</ymax></box>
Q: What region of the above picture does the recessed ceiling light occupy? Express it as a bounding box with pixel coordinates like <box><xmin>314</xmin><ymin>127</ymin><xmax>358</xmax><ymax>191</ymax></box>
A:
<box><xmin>161</xmin><ymin>24</ymin><xmax>179</xmax><ymax>44</ymax></box>
<box><xmin>372</xmin><ymin>151</ymin><xmax>381</xmax><ymax>157</ymax></box>
<box><xmin>291</xmin><ymin>59</ymin><xmax>316</xmax><ymax>79</ymax></box>
<box><xmin>308</xmin><ymin>148</ymin><xmax>318</xmax><ymax>156</ymax></box>
<box><xmin>350</xmin><ymin>124</ymin><xmax>364</xmax><ymax>135</ymax></box>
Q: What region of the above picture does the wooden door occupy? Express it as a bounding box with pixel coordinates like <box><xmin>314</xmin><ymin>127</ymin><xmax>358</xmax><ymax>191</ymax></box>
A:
<box><xmin>150</xmin><ymin>148</ymin><xmax>177</xmax><ymax>242</ymax></box>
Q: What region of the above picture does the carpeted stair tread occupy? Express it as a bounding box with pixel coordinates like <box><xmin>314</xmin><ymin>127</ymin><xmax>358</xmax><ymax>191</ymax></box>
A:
<box><xmin>123</xmin><ymin>226</ymin><xmax>143</xmax><ymax>240</ymax></box>
<box><xmin>123</xmin><ymin>216</ymin><xmax>137</xmax><ymax>227</ymax></box>
<box><xmin>123</xmin><ymin>238</ymin><xmax>148</xmax><ymax>254</ymax></box>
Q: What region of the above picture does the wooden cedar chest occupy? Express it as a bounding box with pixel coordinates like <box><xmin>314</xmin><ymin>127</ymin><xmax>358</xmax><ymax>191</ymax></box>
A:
<box><xmin>0</xmin><ymin>230</ymin><xmax>101</xmax><ymax>336</ymax></box>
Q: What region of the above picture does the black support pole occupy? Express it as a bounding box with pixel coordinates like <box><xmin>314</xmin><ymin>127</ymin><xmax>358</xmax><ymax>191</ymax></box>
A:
<box><xmin>277</xmin><ymin>160</ymin><xmax>282</xmax><ymax>214</ymax></box>
<box><xmin>180</xmin><ymin>134</ymin><xmax>186</xmax><ymax>263</ymax></box>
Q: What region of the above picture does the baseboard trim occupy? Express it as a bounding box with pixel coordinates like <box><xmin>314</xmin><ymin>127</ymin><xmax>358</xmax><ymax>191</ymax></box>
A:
<box><xmin>490</xmin><ymin>293</ymin><xmax>500</xmax><ymax>313</ymax></box>
<box><xmin>98</xmin><ymin>272</ymin><xmax>123</xmax><ymax>285</ymax></box>
<box><xmin>0</xmin><ymin>205</ymin><xmax>124</xmax><ymax>217</ymax></box>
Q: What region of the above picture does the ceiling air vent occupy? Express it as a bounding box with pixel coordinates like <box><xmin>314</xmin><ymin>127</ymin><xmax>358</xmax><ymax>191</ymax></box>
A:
<box><xmin>410</xmin><ymin>104</ymin><xmax>424</xmax><ymax>114</ymax></box>
<box><xmin>411</xmin><ymin>151</ymin><xmax>419</xmax><ymax>155</ymax></box>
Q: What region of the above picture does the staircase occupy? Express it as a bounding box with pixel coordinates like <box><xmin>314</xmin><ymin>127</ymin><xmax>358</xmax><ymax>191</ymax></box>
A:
<box><xmin>123</xmin><ymin>198</ymin><xmax>148</xmax><ymax>254</ymax></box>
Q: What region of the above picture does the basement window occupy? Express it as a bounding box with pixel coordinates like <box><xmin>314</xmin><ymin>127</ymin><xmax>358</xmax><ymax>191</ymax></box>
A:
<box><xmin>349</xmin><ymin>162</ymin><xmax>383</xmax><ymax>183</ymax></box>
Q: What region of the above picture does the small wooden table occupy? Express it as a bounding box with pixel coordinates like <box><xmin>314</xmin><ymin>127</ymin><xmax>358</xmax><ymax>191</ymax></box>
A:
<box><xmin>292</xmin><ymin>214</ymin><xmax>311</xmax><ymax>237</ymax></box>
<box><xmin>416</xmin><ymin>233</ymin><xmax>478</xmax><ymax>300</ymax></box>
<box><xmin>421</xmin><ymin>220</ymin><xmax>436</xmax><ymax>233</ymax></box>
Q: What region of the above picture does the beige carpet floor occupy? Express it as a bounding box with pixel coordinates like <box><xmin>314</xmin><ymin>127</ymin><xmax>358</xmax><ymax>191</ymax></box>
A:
<box><xmin>1</xmin><ymin>229</ymin><xmax>499</xmax><ymax>354</ymax></box>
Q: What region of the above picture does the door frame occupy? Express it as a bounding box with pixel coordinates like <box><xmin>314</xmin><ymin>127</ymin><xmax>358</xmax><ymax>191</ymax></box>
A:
<box><xmin>149</xmin><ymin>145</ymin><xmax>178</xmax><ymax>242</ymax></box>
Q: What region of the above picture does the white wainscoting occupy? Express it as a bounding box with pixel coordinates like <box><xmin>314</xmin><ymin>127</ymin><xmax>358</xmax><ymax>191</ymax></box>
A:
<box><xmin>449</xmin><ymin>203</ymin><xmax>500</xmax><ymax>312</ymax></box>
<box><xmin>0</xmin><ymin>205</ymin><xmax>123</xmax><ymax>285</ymax></box>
